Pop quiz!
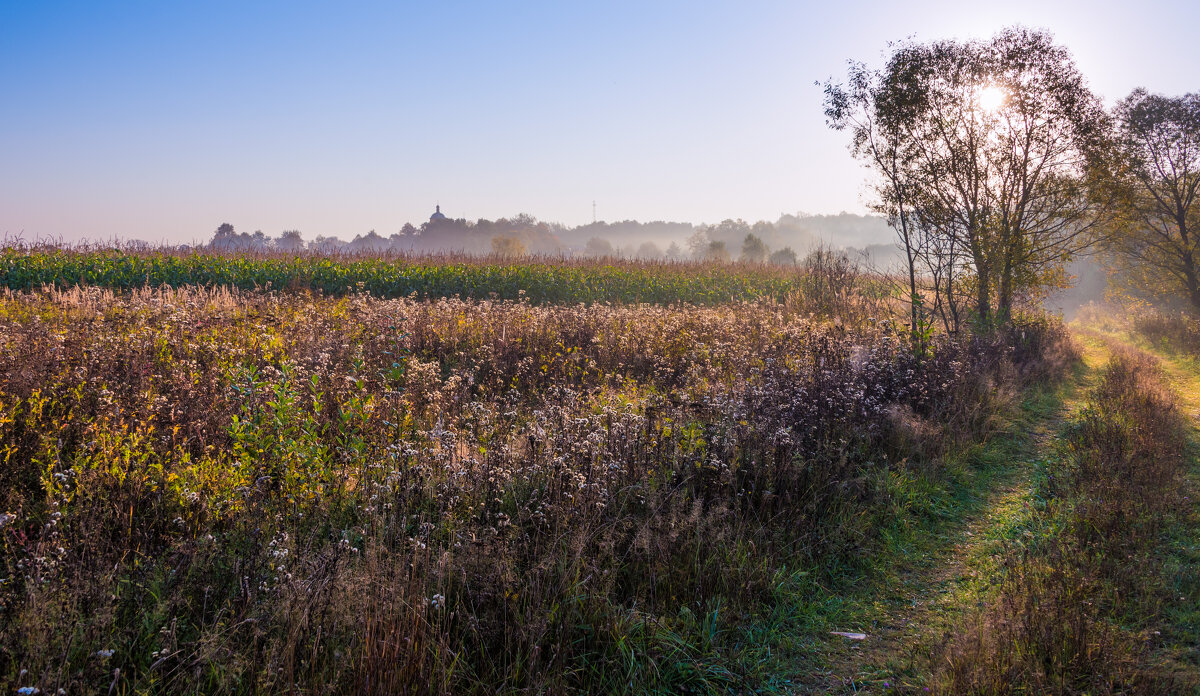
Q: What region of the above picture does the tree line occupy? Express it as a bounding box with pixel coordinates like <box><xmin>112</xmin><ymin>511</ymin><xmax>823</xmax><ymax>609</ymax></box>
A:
<box><xmin>207</xmin><ymin>213</ymin><xmax>898</xmax><ymax>265</ymax></box>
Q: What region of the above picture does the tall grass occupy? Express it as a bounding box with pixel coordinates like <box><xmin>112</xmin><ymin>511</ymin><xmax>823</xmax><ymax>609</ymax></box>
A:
<box><xmin>0</xmin><ymin>286</ymin><xmax>1068</xmax><ymax>694</ymax></box>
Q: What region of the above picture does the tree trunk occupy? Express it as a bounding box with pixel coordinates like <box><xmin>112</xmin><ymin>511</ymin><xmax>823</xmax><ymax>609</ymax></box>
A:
<box><xmin>1183</xmin><ymin>259</ymin><xmax>1200</xmax><ymax>312</ymax></box>
<box><xmin>898</xmin><ymin>211</ymin><xmax>920</xmax><ymax>346</ymax></box>
<box><xmin>975</xmin><ymin>265</ymin><xmax>991</xmax><ymax>323</ymax></box>
<box><xmin>997</xmin><ymin>256</ymin><xmax>1014</xmax><ymax>323</ymax></box>
<box><xmin>1181</xmin><ymin>220</ymin><xmax>1200</xmax><ymax>312</ymax></box>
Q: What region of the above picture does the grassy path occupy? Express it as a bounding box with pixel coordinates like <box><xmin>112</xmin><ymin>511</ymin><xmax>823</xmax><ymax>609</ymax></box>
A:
<box><xmin>805</xmin><ymin>324</ymin><xmax>1200</xmax><ymax>693</ymax></box>
<box><xmin>1072</xmin><ymin>322</ymin><xmax>1200</xmax><ymax>417</ymax></box>
<box><xmin>799</xmin><ymin>351</ymin><xmax>1101</xmax><ymax>693</ymax></box>
<box><xmin>1072</xmin><ymin>322</ymin><xmax>1200</xmax><ymax>687</ymax></box>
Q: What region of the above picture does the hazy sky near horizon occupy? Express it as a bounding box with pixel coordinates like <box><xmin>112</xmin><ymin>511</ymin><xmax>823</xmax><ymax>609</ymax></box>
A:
<box><xmin>3</xmin><ymin>1</ymin><xmax>1198</xmax><ymax>244</ymax></box>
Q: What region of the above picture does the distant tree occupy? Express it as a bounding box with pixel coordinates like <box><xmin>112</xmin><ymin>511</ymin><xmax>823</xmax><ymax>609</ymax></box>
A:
<box><xmin>211</xmin><ymin>223</ymin><xmax>254</xmax><ymax>251</ymax></box>
<box><xmin>211</xmin><ymin>223</ymin><xmax>237</xmax><ymax>249</ymax></box>
<box><xmin>584</xmin><ymin>237</ymin><xmax>615</xmax><ymax>258</ymax></box>
<box><xmin>706</xmin><ymin>219</ymin><xmax>752</xmax><ymax>248</ymax></box>
<box><xmin>686</xmin><ymin>229</ymin><xmax>710</xmax><ymax>258</ymax></box>
<box><xmin>751</xmin><ymin>220</ymin><xmax>777</xmax><ymax>248</ymax></box>
<box><xmin>1102</xmin><ymin>90</ymin><xmax>1200</xmax><ymax>311</ymax></box>
<box><xmin>510</xmin><ymin>213</ymin><xmax>538</xmax><ymax>228</ymax></box>
<box><xmin>664</xmin><ymin>242</ymin><xmax>685</xmax><ymax>261</ymax></box>
<box><xmin>492</xmin><ymin>235</ymin><xmax>527</xmax><ymax>258</ymax></box>
<box><xmin>740</xmin><ymin>234</ymin><xmax>769</xmax><ymax>263</ymax></box>
<box><xmin>769</xmin><ymin>247</ymin><xmax>798</xmax><ymax>266</ymax></box>
<box><xmin>310</xmin><ymin>235</ymin><xmax>346</xmax><ymax>253</ymax></box>
<box><xmin>276</xmin><ymin>230</ymin><xmax>305</xmax><ymax>252</ymax></box>
<box><xmin>636</xmin><ymin>241</ymin><xmax>663</xmax><ymax>259</ymax></box>
<box><xmin>349</xmin><ymin>231</ymin><xmax>389</xmax><ymax>253</ymax></box>
<box><xmin>702</xmin><ymin>240</ymin><xmax>730</xmax><ymax>263</ymax></box>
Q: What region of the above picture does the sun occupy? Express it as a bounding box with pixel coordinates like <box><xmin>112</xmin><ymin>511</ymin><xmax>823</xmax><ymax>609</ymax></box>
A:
<box><xmin>977</xmin><ymin>84</ymin><xmax>1008</xmax><ymax>112</ymax></box>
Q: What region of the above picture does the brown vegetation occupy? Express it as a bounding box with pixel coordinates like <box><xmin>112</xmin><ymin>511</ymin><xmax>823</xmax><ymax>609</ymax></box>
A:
<box><xmin>0</xmin><ymin>285</ymin><xmax>1067</xmax><ymax>693</ymax></box>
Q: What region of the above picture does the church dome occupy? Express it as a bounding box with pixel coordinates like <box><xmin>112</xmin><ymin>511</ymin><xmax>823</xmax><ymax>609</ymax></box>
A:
<box><xmin>430</xmin><ymin>205</ymin><xmax>446</xmax><ymax>222</ymax></box>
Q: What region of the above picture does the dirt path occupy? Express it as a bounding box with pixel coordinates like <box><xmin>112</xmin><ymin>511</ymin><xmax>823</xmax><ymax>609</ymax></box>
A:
<box><xmin>808</xmin><ymin>336</ymin><xmax>1111</xmax><ymax>693</ymax></box>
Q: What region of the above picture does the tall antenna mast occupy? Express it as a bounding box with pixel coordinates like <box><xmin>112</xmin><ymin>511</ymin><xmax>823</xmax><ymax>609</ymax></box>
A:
<box><xmin>592</xmin><ymin>200</ymin><xmax>596</xmax><ymax>224</ymax></box>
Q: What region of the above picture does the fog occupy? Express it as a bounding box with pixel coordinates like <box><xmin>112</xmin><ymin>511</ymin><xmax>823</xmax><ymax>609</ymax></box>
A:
<box><xmin>1044</xmin><ymin>255</ymin><xmax>1111</xmax><ymax>321</ymax></box>
<box><xmin>203</xmin><ymin>211</ymin><xmax>899</xmax><ymax>265</ymax></box>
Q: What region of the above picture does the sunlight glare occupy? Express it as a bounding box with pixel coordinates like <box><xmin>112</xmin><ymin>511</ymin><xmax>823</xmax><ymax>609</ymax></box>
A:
<box><xmin>977</xmin><ymin>84</ymin><xmax>1008</xmax><ymax>113</ymax></box>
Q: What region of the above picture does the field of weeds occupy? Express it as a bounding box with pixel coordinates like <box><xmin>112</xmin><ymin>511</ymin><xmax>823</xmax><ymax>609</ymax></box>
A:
<box><xmin>0</xmin><ymin>278</ymin><xmax>1070</xmax><ymax>694</ymax></box>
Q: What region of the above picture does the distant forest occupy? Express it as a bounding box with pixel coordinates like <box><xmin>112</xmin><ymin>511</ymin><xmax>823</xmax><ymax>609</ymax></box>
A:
<box><xmin>206</xmin><ymin>212</ymin><xmax>901</xmax><ymax>265</ymax></box>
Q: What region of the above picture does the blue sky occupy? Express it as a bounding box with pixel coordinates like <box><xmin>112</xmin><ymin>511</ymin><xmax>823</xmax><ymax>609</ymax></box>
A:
<box><xmin>2</xmin><ymin>0</ymin><xmax>1197</xmax><ymax>244</ymax></box>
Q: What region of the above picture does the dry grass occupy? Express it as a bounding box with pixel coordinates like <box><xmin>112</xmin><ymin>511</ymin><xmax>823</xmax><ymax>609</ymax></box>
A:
<box><xmin>0</xmin><ymin>285</ymin><xmax>1070</xmax><ymax>694</ymax></box>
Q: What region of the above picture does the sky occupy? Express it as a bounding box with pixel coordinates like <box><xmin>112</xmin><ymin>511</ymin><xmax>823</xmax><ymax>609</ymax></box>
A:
<box><xmin>2</xmin><ymin>1</ymin><xmax>1198</xmax><ymax>245</ymax></box>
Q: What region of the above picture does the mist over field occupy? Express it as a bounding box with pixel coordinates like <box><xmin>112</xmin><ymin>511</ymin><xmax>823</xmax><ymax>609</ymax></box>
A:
<box><xmin>185</xmin><ymin>210</ymin><xmax>901</xmax><ymax>266</ymax></box>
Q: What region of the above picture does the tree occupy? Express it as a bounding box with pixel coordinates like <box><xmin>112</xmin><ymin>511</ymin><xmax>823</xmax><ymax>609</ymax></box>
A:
<box><xmin>701</xmin><ymin>240</ymin><xmax>730</xmax><ymax>263</ymax></box>
<box><xmin>584</xmin><ymin>237</ymin><xmax>614</xmax><ymax>258</ymax></box>
<box><xmin>491</xmin><ymin>235</ymin><xmax>526</xmax><ymax>258</ymax></box>
<box><xmin>1103</xmin><ymin>90</ymin><xmax>1200</xmax><ymax>310</ymax></box>
<box><xmin>310</xmin><ymin>235</ymin><xmax>346</xmax><ymax>253</ymax></box>
<box><xmin>824</xmin><ymin>61</ymin><xmax>927</xmax><ymax>339</ymax></box>
<box><xmin>826</xmin><ymin>27</ymin><xmax>1109</xmax><ymax>326</ymax></box>
<box><xmin>705</xmin><ymin>219</ymin><xmax>752</xmax><ymax>248</ymax></box>
<box><xmin>276</xmin><ymin>230</ymin><xmax>305</xmax><ymax>252</ymax></box>
<box><xmin>740</xmin><ymin>234</ymin><xmax>769</xmax><ymax>263</ymax></box>
<box><xmin>751</xmin><ymin>220</ymin><xmax>778</xmax><ymax>249</ymax></box>
<box><xmin>637</xmin><ymin>241</ymin><xmax>663</xmax><ymax>259</ymax></box>
<box><xmin>769</xmin><ymin>247</ymin><xmax>798</xmax><ymax>266</ymax></box>
<box><xmin>349</xmin><ymin>231</ymin><xmax>389</xmax><ymax>253</ymax></box>
<box><xmin>686</xmin><ymin>229</ymin><xmax>710</xmax><ymax>258</ymax></box>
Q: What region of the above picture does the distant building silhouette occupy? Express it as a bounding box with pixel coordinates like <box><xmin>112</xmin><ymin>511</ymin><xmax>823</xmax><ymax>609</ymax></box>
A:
<box><xmin>429</xmin><ymin>205</ymin><xmax>446</xmax><ymax>222</ymax></box>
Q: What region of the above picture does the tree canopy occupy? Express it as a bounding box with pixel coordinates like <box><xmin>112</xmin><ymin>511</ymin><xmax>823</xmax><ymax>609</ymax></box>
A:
<box><xmin>1103</xmin><ymin>90</ymin><xmax>1200</xmax><ymax>310</ymax></box>
<box><xmin>826</xmin><ymin>27</ymin><xmax>1110</xmax><ymax>326</ymax></box>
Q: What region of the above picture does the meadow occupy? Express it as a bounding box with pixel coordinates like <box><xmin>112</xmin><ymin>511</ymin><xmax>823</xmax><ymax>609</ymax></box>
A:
<box><xmin>4</xmin><ymin>250</ymin><xmax>1182</xmax><ymax>694</ymax></box>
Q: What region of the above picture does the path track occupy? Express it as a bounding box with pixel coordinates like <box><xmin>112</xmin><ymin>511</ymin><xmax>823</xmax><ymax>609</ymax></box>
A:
<box><xmin>809</xmin><ymin>329</ymin><xmax>1145</xmax><ymax>694</ymax></box>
